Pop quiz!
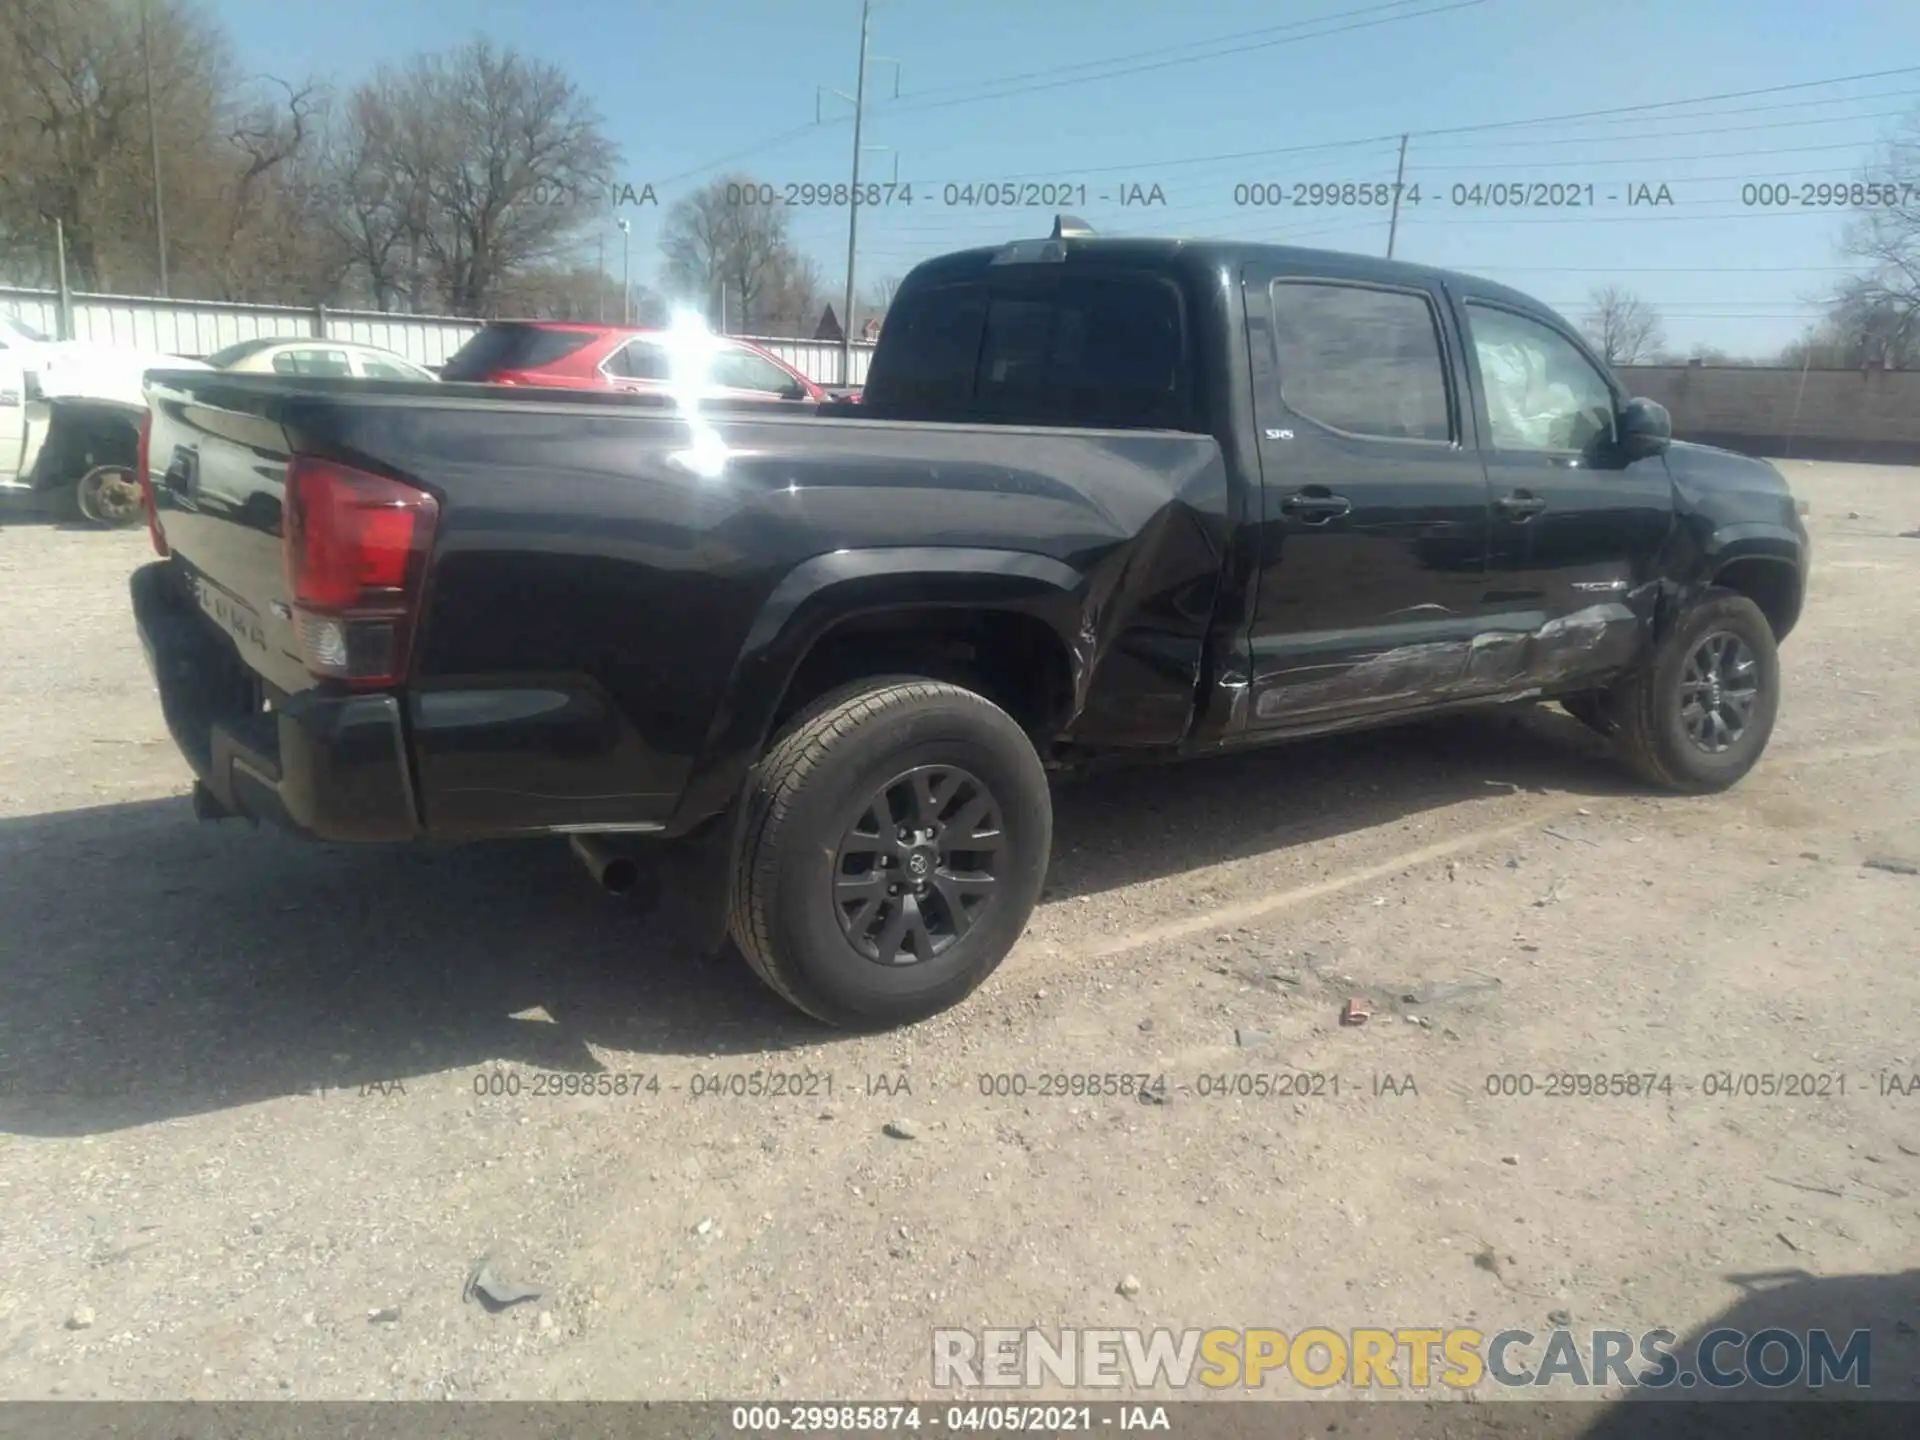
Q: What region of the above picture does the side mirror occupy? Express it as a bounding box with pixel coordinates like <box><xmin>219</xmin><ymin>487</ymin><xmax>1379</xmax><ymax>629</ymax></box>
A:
<box><xmin>777</xmin><ymin>380</ymin><xmax>810</xmax><ymax>401</ymax></box>
<box><xmin>1618</xmin><ymin>396</ymin><xmax>1671</xmax><ymax>458</ymax></box>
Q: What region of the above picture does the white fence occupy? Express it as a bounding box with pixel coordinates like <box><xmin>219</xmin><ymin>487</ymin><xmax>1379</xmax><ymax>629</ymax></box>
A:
<box><xmin>0</xmin><ymin>286</ymin><xmax>876</xmax><ymax>386</ymax></box>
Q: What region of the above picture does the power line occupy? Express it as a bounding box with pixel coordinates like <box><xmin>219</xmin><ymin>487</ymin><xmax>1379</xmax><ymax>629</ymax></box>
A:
<box><xmin>896</xmin><ymin>0</ymin><xmax>1451</xmax><ymax>102</ymax></box>
<box><xmin>640</xmin><ymin>0</ymin><xmax>1479</xmax><ymax>197</ymax></box>
<box><xmin>651</xmin><ymin>121</ymin><xmax>837</xmax><ymax>191</ymax></box>
<box><xmin>1404</xmin><ymin>65</ymin><xmax>1920</xmax><ymax>142</ymax></box>
<box><xmin>916</xmin><ymin>83</ymin><xmax>1920</xmax><ymax>188</ymax></box>
<box><xmin>1405</xmin><ymin>110</ymin><xmax>1917</xmax><ymax>158</ymax></box>
<box><xmin>871</xmin><ymin>0</ymin><xmax>1488</xmax><ymax>115</ymax></box>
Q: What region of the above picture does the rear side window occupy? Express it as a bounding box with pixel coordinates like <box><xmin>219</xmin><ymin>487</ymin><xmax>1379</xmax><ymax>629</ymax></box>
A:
<box><xmin>1269</xmin><ymin>281</ymin><xmax>1452</xmax><ymax>442</ymax></box>
<box><xmin>205</xmin><ymin>337</ymin><xmax>278</xmax><ymax>368</ymax></box>
<box><xmin>862</xmin><ymin>285</ymin><xmax>987</xmax><ymax>412</ymax></box>
<box><xmin>271</xmin><ymin>348</ymin><xmax>353</xmax><ymax>378</ymax></box>
<box><xmin>864</xmin><ymin>273</ymin><xmax>1189</xmax><ymax>428</ymax></box>
<box><xmin>441</xmin><ymin>325</ymin><xmax>595</xmax><ymax>380</ymax></box>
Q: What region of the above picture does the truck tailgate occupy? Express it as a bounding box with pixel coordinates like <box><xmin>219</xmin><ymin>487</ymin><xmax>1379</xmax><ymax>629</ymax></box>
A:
<box><xmin>145</xmin><ymin>371</ymin><xmax>314</xmax><ymax>698</ymax></box>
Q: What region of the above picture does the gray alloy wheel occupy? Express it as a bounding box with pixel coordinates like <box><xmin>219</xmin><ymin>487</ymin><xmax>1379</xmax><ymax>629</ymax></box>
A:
<box><xmin>1678</xmin><ymin>630</ymin><xmax>1760</xmax><ymax>754</ymax></box>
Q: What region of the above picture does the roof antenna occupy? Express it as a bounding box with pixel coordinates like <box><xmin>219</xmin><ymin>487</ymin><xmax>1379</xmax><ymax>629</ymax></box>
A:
<box><xmin>1051</xmin><ymin>214</ymin><xmax>1094</xmax><ymax>239</ymax></box>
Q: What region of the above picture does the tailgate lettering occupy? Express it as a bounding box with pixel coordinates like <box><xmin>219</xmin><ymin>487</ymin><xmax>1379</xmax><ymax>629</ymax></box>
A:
<box><xmin>194</xmin><ymin>576</ymin><xmax>268</xmax><ymax>654</ymax></box>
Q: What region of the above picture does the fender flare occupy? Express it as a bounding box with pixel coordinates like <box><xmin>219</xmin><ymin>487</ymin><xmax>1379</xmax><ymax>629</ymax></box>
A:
<box><xmin>666</xmin><ymin>545</ymin><xmax>1088</xmax><ymax>834</ymax></box>
<box><xmin>1653</xmin><ymin>522</ymin><xmax>1807</xmax><ymax>646</ymax></box>
<box><xmin>1700</xmin><ymin>521</ymin><xmax>1803</xmax><ymax>568</ymax></box>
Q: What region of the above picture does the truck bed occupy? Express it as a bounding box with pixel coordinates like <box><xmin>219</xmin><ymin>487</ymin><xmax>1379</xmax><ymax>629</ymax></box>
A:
<box><xmin>137</xmin><ymin>372</ymin><xmax>1234</xmax><ymax>842</ymax></box>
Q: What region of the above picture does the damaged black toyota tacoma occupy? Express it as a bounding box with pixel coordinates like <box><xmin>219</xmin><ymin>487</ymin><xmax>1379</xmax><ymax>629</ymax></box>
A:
<box><xmin>131</xmin><ymin>224</ymin><xmax>1810</xmax><ymax>1027</ymax></box>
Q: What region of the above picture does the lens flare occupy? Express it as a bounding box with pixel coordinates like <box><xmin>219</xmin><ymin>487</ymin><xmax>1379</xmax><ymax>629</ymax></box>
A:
<box><xmin>660</xmin><ymin>307</ymin><xmax>732</xmax><ymax>479</ymax></box>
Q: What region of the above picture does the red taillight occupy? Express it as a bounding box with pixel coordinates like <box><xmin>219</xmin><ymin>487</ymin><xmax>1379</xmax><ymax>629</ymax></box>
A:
<box><xmin>137</xmin><ymin>408</ymin><xmax>167</xmax><ymax>556</ymax></box>
<box><xmin>283</xmin><ymin>457</ymin><xmax>439</xmax><ymax>688</ymax></box>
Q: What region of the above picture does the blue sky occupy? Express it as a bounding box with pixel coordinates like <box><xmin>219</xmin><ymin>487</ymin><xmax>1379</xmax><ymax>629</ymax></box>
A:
<box><xmin>205</xmin><ymin>0</ymin><xmax>1920</xmax><ymax>355</ymax></box>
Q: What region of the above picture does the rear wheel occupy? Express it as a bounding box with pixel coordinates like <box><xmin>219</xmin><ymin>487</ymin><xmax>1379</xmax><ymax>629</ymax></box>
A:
<box><xmin>729</xmin><ymin>678</ymin><xmax>1052</xmax><ymax>1028</ymax></box>
<box><xmin>74</xmin><ymin>465</ymin><xmax>144</xmax><ymax>527</ymax></box>
<box><xmin>1605</xmin><ymin>590</ymin><xmax>1780</xmax><ymax>792</ymax></box>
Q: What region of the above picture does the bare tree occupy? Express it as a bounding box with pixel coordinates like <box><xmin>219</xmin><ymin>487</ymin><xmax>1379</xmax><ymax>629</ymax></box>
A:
<box><xmin>491</xmin><ymin>261</ymin><xmax>662</xmax><ymax>323</ymax></box>
<box><xmin>1582</xmin><ymin>285</ymin><xmax>1666</xmax><ymax>366</ymax></box>
<box><xmin>855</xmin><ymin>273</ymin><xmax>899</xmax><ymax>334</ymax></box>
<box><xmin>660</xmin><ymin>174</ymin><xmax>823</xmax><ymax>335</ymax></box>
<box><xmin>1830</xmin><ymin>106</ymin><xmax>1920</xmax><ymax>367</ymax></box>
<box><xmin>757</xmin><ymin>251</ymin><xmax>825</xmax><ymax>336</ymax></box>
<box><xmin>196</xmin><ymin>76</ymin><xmax>334</xmax><ymax>301</ymax></box>
<box><xmin>320</xmin><ymin>38</ymin><xmax>618</xmax><ymax>316</ymax></box>
<box><xmin>0</xmin><ymin>0</ymin><xmax>231</xmax><ymax>290</ymax></box>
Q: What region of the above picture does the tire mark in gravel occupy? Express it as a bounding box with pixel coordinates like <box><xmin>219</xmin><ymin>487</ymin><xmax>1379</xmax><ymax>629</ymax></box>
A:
<box><xmin>1060</xmin><ymin>733</ymin><xmax>1920</xmax><ymax>966</ymax></box>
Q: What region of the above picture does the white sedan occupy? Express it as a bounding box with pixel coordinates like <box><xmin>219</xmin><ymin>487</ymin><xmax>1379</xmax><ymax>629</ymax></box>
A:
<box><xmin>205</xmin><ymin>337</ymin><xmax>437</xmax><ymax>381</ymax></box>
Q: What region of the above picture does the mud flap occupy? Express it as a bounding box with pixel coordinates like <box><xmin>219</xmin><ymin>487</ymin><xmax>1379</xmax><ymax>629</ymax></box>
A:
<box><xmin>664</xmin><ymin>803</ymin><xmax>747</xmax><ymax>962</ymax></box>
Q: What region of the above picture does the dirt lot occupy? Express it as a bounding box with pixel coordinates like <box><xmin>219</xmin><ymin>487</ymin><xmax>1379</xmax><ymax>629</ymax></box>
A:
<box><xmin>1</xmin><ymin>461</ymin><xmax>1917</xmax><ymax>1416</ymax></box>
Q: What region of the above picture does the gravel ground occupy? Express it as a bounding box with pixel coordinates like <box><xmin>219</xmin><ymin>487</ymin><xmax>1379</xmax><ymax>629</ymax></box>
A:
<box><xmin>1</xmin><ymin>462</ymin><xmax>1917</xmax><ymax>1420</ymax></box>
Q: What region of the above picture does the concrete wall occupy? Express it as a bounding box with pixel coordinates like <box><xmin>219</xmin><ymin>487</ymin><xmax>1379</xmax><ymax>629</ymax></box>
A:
<box><xmin>1616</xmin><ymin>364</ymin><xmax>1920</xmax><ymax>465</ymax></box>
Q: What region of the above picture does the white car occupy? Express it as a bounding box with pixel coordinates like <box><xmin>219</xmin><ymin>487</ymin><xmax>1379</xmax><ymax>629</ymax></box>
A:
<box><xmin>206</xmin><ymin>337</ymin><xmax>437</xmax><ymax>381</ymax></box>
<box><xmin>0</xmin><ymin>313</ymin><xmax>210</xmax><ymax>525</ymax></box>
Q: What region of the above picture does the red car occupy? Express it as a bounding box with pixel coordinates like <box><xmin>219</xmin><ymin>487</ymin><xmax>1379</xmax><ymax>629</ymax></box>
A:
<box><xmin>440</xmin><ymin>321</ymin><xmax>828</xmax><ymax>403</ymax></box>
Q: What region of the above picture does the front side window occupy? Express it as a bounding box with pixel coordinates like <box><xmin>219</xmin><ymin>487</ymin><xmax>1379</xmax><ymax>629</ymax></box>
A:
<box><xmin>1268</xmin><ymin>281</ymin><xmax>1452</xmax><ymax>442</ymax></box>
<box><xmin>1466</xmin><ymin>304</ymin><xmax>1615</xmax><ymax>452</ymax></box>
<box><xmin>710</xmin><ymin>347</ymin><xmax>797</xmax><ymax>394</ymax></box>
<box><xmin>359</xmin><ymin>355</ymin><xmax>431</xmax><ymax>381</ymax></box>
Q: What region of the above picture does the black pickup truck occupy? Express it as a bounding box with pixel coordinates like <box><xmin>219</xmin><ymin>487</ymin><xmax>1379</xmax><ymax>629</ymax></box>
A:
<box><xmin>132</xmin><ymin>227</ymin><xmax>1809</xmax><ymax>1027</ymax></box>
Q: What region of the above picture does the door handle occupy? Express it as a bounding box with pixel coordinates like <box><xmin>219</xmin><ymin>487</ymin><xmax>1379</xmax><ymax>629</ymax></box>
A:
<box><xmin>1496</xmin><ymin>490</ymin><xmax>1546</xmax><ymax>519</ymax></box>
<box><xmin>1281</xmin><ymin>491</ymin><xmax>1352</xmax><ymax>523</ymax></box>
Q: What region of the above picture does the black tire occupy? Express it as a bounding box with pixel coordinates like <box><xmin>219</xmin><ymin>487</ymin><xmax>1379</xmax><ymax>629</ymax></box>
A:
<box><xmin>52</xmin><ymin>479</ymin><xmax>85</xmax><ymax>523</ymax></box>
<box><xmin>1604</xmin><ymin>589</ymin><xmax>1780</xmax><ymax>793</ymax></box>
<box><xmin>729</xmin><ymin>677</ymin><xmax>1052</xmax><ymax>1029</ymax></box>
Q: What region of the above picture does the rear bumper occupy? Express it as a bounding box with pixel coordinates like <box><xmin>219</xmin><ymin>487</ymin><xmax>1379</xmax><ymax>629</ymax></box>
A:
<box><xmin>130</xmin><ymin>561</ymin><xmax>421</xmax><ymax>842</ymax></box>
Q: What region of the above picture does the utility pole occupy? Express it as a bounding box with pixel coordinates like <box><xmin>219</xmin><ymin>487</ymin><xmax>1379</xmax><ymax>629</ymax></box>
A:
<box><xmin>1385</xmin><ymin>133</ymin><xmax>1409</xmax><ymax>261</ymax></box>
<box><xmin>839</xmin><ymin>0</ymin><xmax>872</xmax><ymax>387</ymax></box>
<box><xmin>141</xmin><ymin>0</ymin><xmax>170</xmax><ymax>295</ymax></box>
<box><xmin>52</xmin><ymin>218</ymin><xmax>73</xmax><ymax>340</ymax></box>
<box><xmin>617</xmin><ymin>218</ymin><xmax>631</xmax><ymax>324</ymax></box>
<box><xmin>597</xmin><ymin>231</ymin><xmax>606</xmax><ymax>322</ymax></box>
<box><xmin>818</xmin><ymin>4</ymin><xmax>898</xmax><ymax>385</ymax></box>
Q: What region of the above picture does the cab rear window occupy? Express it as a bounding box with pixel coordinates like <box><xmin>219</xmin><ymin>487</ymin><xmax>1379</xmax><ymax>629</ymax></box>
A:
<box><xmin>864</xmin><ymin>273</ymin><xmax>1190</xmax><ymax>429</ymax></box>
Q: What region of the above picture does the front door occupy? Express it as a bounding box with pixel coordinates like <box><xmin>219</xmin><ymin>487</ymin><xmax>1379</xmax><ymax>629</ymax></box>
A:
<box><xmin>1243</xmin><ymin>269</ymin><xmax>1492</xmax><ymax>728</ymax></box>
<box><xmin>1455</xmin><ymin>298</ymin><xmax>1674</xmax><ymax>690</ymax></box>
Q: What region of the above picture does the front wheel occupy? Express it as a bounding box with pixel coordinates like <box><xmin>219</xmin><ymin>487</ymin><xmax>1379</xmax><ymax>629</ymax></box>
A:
<box><xmin>729</xmin><ymin>678</ymin><xmax>1052</xmax><ymax>1028</ymax></box>
<box><xmin>74</xmin><ymin>465</ymin><xmax>144</xmax><ymax>528</ymax></box>
<box><xmin>1605</xmin><ymin>589</ymin><xmax>1780</xmax><ymax>792</ymax></box>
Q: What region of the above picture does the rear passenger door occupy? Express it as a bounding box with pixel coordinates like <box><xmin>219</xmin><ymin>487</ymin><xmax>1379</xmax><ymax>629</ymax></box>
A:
<box><xmin>601</xmin><ymin>337</ymin><xmax>672</xmax><ymax>393</ymax></box>
<box><xmin>1242</xmin><ymin>268</ymin><xmax>1493</xmax><ymax>728</ymax></box>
